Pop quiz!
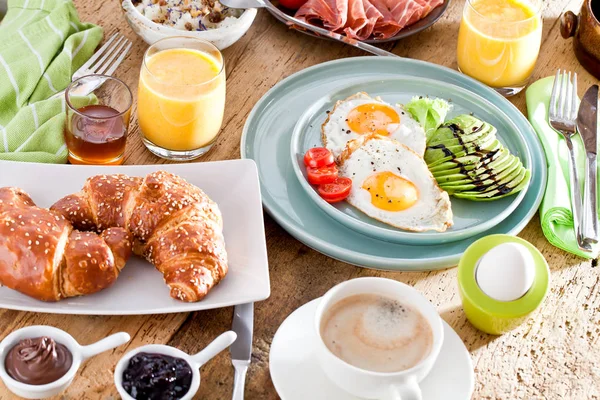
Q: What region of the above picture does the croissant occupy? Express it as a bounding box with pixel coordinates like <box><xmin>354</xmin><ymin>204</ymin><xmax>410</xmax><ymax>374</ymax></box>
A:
<box><xmin>51</xmin><ymin>171</ymin><xmax>228</xmax><ymax>302</ymax></box>
<box><xmin>0</xmin><ymin>188</ymin><xmax>132</xmax><ymax>302</ymax></box>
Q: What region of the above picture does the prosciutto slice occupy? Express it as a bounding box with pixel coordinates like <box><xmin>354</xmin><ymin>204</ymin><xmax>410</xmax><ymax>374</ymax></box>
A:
<box><xmin>294</xmin><ymin>0</ymin><xmax>445</xmax><ymax>41</ymax></box>
<box><xmin>364</xmin><ymin>0</ymin><xmax>398</xmax><ymax>39</ymax></box>
<box><xmin>341</xmin><ymin>0</ymin><xmax>368</xmax><ymax>39</ymax></box>
<box><xmin>344</xmin><ymin>0</ymin><xmax>385</xmax><ymax>40</ymax></box>
<box><xmin>370</xmin><ymin>0</ymin><xmax>422</xmax><ymax>37</ymax></box>
<box><xmin>295</xmin><ymin>0</ymin><xmax>349</xmax><ymax>31</ymax></box>
<box><xmin>407</xmin><ymin>0</ymin><xmax>444</xmax><ymax>26</ymax></box>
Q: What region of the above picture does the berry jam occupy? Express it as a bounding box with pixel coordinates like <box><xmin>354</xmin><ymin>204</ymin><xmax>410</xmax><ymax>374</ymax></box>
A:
<box><xmin>122</xmin><ymin>352</ymin><xmax>193</xmax><ymax>400</ymax></box>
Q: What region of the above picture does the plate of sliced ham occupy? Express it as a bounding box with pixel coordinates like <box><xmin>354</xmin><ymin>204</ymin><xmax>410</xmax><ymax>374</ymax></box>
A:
<box><xmin>270</xmin><ymin>0</ymin><xmax>450</xmax><ymax>42</ymax></box>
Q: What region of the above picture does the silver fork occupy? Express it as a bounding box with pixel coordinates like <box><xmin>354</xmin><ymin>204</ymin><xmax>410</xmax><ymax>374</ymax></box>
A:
<box><xmin>549</xmin><ymin>70</ymin><xmax>592</xmax><ymax>251</ymax></box>
<box><xmin>51</xmin><ymin>32</ymin><xmax>132</xmax><ymax>99</ymax></box>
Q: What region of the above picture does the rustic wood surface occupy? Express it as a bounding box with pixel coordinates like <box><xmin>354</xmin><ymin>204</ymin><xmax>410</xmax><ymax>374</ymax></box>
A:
<box><xmin>1</xmin><ymin>0</ymin><xmax>599</xmax><ymax>399</ymax></box>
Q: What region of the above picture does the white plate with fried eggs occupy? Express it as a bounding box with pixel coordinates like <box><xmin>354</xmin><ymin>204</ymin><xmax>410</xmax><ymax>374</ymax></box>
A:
<box><xmin>290</xmin><ymin>78</ymin><xmax>531</xmax><ymax>245</ymax></box>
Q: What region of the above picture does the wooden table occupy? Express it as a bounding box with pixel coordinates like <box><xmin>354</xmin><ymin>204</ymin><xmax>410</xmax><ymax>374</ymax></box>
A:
<box><xmin>1</xmin><ymin>0</ymin><xmax>599</xmax><ymax>398</ymax></box>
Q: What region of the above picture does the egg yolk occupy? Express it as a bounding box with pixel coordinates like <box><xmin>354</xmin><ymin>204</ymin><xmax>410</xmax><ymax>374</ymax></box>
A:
<box><xmin>362</xmin><ymin>171</ymin><xmax>419</xmax><ymax>211</ymax></box>
<box><xmin>347</xmin><ymin>103</ymin><xmax>400</xmax><ymax>136</ymax></box>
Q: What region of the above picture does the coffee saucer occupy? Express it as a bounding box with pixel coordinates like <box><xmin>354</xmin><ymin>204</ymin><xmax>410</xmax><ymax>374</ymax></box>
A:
<box><xmin>269</xmin><ymin>298</ymin><xmax>474</xmax><ymax>400</ymax></box>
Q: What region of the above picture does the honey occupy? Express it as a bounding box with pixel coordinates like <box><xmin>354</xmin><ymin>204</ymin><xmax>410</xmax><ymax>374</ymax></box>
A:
<box><xmin>64</xmin><ymin>104</ymin><xmax>130</xmax><ymax>165</ymax></box>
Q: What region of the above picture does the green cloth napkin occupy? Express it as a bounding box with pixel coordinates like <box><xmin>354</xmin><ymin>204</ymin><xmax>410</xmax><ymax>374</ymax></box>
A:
<box><xmin>526</xmin><ymin>76</ymin><xmax>598</xmax><ymax>259</ymax></box>
<box><xmin>0</xmin><ymin>0</ymin><xmax>102</xmax><ymax>163</ymax></box>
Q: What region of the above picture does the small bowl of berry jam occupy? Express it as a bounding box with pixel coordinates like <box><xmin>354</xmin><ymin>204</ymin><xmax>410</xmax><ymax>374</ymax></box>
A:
<box><xmin>114</xmin><ymin>331</ymin><xmax>236</xmax><ymax>400</ymax></box>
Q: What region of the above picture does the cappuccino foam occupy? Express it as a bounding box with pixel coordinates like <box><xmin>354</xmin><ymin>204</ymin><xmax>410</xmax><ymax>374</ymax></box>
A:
<box><xmin>320</xmin><ymin>294</ymin><xmax>433</xmax><ymax>373</ymax></box>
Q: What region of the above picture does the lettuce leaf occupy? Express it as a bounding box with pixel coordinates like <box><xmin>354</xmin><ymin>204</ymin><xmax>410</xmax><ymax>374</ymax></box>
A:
<box><xmin>404</xmin><ymin>97</ymin><xmax>452</xmax><ymax>140</ymax></box>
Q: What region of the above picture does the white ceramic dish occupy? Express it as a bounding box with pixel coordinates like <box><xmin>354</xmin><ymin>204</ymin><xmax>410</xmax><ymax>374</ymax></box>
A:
<box><xmin>270</xmin><ymin>298</ymin><xmax>474</xmax><ymax>400</ymax></box>
<box><xmin>114</xmin><ymin>331</ymin><xmax>236</xmax><ymax>400</ymax></box>
<box><xmin>0</xmin><ymin>159</ymin><xmax>270</xmax><ymax>315</ymax></box>
<box><xmin>121</xmin><ymin>0</ymin><xmax>257</xmax><ymax>50</ymax></box>
<box><xmin>0</xmin><ymin>326</ymin><xmax>130</xmax><ymax>399</ymax></box>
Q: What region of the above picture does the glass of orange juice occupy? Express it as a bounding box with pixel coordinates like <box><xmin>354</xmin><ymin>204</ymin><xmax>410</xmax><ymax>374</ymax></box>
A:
<box><xmin>457</xmin><ymin>0</ymin><xmax>542</xmax><ymax>96</ymax></box>
<box><xmin>138</xmin><ymin>37</ymin><xmax>225</xmax><ymax>160</ymax></box>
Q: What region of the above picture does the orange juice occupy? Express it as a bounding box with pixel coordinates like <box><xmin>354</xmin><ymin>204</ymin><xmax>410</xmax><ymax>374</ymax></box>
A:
<box><xmin>138</xmin><ymin>46</ymin><xmax>225</xmax><ymax>153</ymax></box>
<box><xmin>457</xmin><ymin>0</ymin><xmax>542</xmax><ymax>90</ymax></box>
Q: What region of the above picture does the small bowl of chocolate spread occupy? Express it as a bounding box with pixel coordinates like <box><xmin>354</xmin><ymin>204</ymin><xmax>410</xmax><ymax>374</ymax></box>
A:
<box><xmin>114</xmin><ymin>330</ymin><xmax>236</xmax><ymax>400</ymax></box>
<box><xmin>0</xmin><ymin>325</ymin><xmax>130</xmax><ymax>399</ymax></box>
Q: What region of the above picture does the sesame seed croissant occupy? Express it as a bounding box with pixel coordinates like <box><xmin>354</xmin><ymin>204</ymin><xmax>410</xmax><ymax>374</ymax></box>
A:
<box><xmin>0</xmin><ymin>188</ymin><xmax>132</xmax><ymax>302</ymax></box>
<box><xmin>50</xmin><ymin>171</ymin><xmax>228</xmax><ymax>302</ymax></box>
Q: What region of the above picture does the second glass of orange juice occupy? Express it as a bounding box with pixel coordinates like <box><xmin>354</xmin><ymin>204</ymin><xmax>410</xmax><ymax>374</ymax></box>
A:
<box><xmin>138</xmin><ymin>37</ymin><xmax>225</xmax><ymax>160</ymax></box>
<box><xmin>457</xmin><ymin>0</ymin><xmax>542</xmax><ymax>96</ymax></box>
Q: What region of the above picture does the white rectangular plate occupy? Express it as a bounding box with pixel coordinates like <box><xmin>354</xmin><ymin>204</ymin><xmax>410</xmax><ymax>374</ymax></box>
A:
<box><xmin>0</xmin><ymin>160</ymin><xmax>270</xmax><ymax>315</ymax></box>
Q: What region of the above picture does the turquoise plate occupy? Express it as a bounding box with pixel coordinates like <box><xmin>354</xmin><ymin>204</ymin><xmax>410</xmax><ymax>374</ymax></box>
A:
<box><xmin>289</xmin><ymin>77</ymin><xmax>531</xmax><ymax>245</ymax></box>
<box><xmin>241</xmin><ymin>57</ymin><xmax>547</xmax><ymax>271</ymax></box>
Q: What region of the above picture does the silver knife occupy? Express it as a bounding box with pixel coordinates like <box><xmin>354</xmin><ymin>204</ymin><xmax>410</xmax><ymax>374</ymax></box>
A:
<box><xmin>230</xmin><ymin>303</ymin><xmax>254</xmax><ymax>400</ymax></box>
<box><xmin>578</xmin><ymin>84</ymin><xmax>599</xmax><ymax>243</ymax></box>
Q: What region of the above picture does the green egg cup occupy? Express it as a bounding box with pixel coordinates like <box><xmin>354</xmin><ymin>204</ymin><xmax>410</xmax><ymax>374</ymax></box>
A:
<box><xmin>458</xmin><ymin>234</ymin><xmax>550</xmax><ymax>335</ymax></box>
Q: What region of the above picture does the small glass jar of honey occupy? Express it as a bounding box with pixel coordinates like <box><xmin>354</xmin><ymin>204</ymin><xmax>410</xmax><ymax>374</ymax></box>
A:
<box><xmin>64</xmin><ymin>75</ymin><xmax>132</xmax><ymax>165</ymax></box>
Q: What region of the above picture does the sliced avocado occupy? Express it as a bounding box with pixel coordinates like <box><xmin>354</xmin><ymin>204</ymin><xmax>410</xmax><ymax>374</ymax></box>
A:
<box><xmin>425</xmin><ymin>112</ymin><xmax>530</xmax><ymax>202</ymax></box>
<box><xmin>453</xmin><ymin>169</ymin><xmax>530</xmax><ymax>200</ymax></box>
<box><xmin>463</xmin><ymin>151</ymin><xmax>516</xmax><ymax>180</ymax></box>
<box><xmin>426</xmin><ymin>138</ymin><xmax>500</xmax><ymax>167</ymax></box>
<box><xmin>438</xmin><ymin>155</ymin><xmax>519</xmax><ymax>186</ymax></box>
<box><xmin>449</xmin><ymin>165</ymin><xmax>527</xmax><ymax>196</ymax></box>
<box><xmin>432</xmin><ymin>162</ymin><xmax>479</xmax><ymax>177</ymax></box>
<box><xmin>427</xmin><ymin>114</ymin><xmax>488</xmax><ymax>143</ymax></box>
<box><xmin>428</xmin><ymin>122</ymin><xmax>496</xmax><ymax>148</ymax></box>
<box><xmin>434</xmin><ymin>147</ymin><xmax>509</xmax><ymax>177</ymax></box>
<box><xmin>425</xmin><ymin>133</ymin><xmax>496</xmax><ymax>165</ymax></box>
<box><xmin>429</xmin><ymin>155</ymin><xmax>482</xmax><ymax>173</ymax></box>
<box><xmin>439</xmin><ymin>156</ymin><xmax>521</xmax><ymax>189</ymax></box>
<box><xmin>426</xmin><ymin>130</ymin><xmax>495</xmax><ymax>157</ymax></box>
<box><xmin>428</xmin><ymin>128</ymin><xmax>495</xmax><ymax>149</ymax></box>
<box><xmin>431</xmin><ymin>148</ymin><xmax>506</xmax><ymax>176</ymax></box>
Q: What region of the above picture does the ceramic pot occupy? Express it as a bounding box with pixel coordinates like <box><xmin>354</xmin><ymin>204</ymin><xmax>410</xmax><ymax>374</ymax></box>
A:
<box><xmin>561</xmin><ymin>0</ymin><xmax>600</xmax><ymax>79</ymax></box>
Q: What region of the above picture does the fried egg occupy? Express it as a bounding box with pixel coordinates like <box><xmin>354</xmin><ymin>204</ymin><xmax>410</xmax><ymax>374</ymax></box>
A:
<box><xmin>339</xmin><ymin>135</ymin><xmax>453</xmax><ymax>232</ymax></box>
<box><xmin>322</xmin><ymin>92</ymin><xmax>426</xmax><ymax>159</ymax></box>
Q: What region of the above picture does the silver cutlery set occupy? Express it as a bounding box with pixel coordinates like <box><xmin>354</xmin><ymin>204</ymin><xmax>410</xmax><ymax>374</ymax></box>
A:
<box><xmin>549</xmin><ymin>70</ymin><xmax>599</xmax><ymax>250</ymax></box>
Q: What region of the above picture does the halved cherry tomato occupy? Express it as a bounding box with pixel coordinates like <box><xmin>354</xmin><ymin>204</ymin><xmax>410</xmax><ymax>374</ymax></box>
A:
<box><xmin>304</xmin><ymin>147</ymin><xmax>334</xmax><ymax>169</ymax></box>
<box><xmin>318</xmin><ymin>177</ymin><xmax>352</xmax><ymax>201</ymax></box>
<box><xmin>307</xmin><ymin>164</ymin><xmax>338</xmax><ymax>185</ymax></box>
<box><xmin>278</xmin><ymin>0</ymin><xmax>308</xmax><ymax>10</ymax></box>
<box><xmin>323</xmin><ymin>194</ymin><xmax>349</xmax><ymax>203</ymax></box>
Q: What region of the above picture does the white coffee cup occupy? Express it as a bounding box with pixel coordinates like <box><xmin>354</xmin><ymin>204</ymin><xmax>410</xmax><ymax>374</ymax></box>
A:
<box><xmin>313</xmin><ymin>277</ymin><xmax>444</xmax><ymax>400</ymax></box>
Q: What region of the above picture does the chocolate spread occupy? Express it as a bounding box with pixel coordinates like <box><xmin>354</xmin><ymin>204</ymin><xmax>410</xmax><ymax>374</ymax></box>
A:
<box><xmin>4</xmin><ymin>336</ymin><xmax>73</xmax><ymax>385</ymax></box>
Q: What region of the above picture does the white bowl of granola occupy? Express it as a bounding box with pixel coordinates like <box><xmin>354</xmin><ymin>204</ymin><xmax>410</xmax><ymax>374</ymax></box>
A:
<box><xmin>121</xmin><ymin>0</ymin><xmax>257</xmax><ymax>50</ymax></box>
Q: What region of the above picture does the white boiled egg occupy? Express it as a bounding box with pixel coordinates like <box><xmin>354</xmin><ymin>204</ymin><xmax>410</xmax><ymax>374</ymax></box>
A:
<box><xmin>322</xmin><ymin>92</ymin><xmax>426</xmax><ymax>159</ymax></box>
<box><xmin>339</xmin><ymin>135</ymin><xmax>453</xmax><ymax>232</ymax></box>
<box><xmin>475</xmin><ymin>242</ymin><xmax>535</xmax><ymax>302</ymax></box>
